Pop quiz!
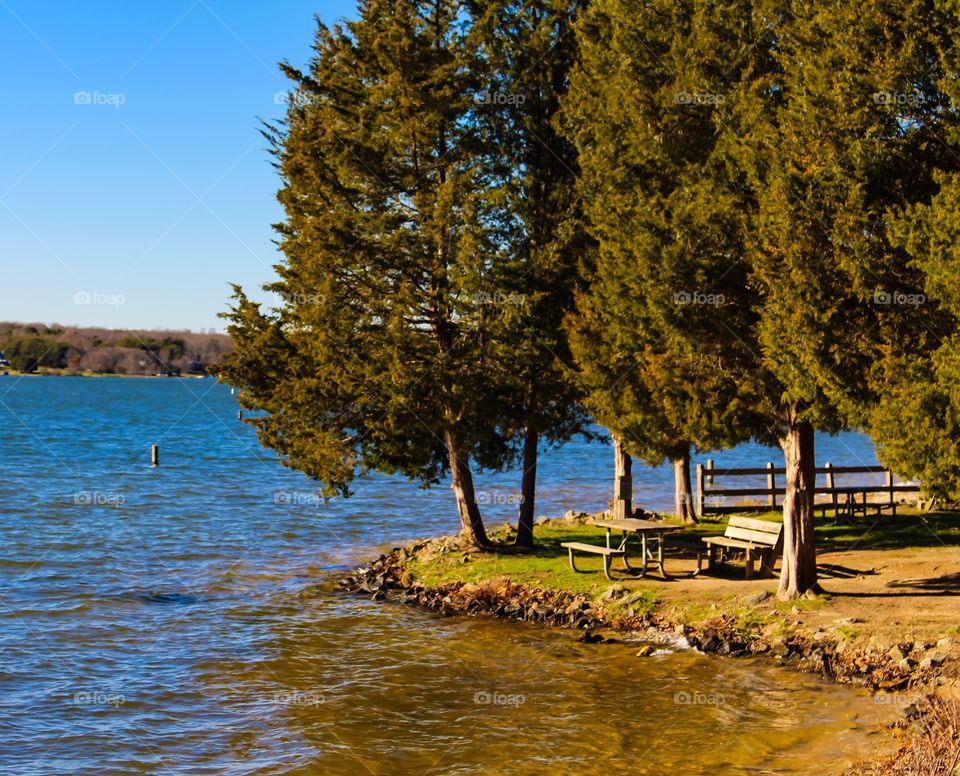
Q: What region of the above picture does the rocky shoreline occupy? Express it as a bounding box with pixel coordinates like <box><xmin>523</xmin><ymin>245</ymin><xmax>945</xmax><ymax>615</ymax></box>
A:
<box><xmin>338</xmin><ymin>536</ymin><xmax>950</xmax><ymax>698</ymax></box>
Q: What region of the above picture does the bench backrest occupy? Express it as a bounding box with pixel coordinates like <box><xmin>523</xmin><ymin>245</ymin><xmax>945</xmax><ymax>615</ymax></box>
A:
<box><xmin>724</xmin><ymin>516</ymin><xmax>782</xmax><ymax>547</ymax></box>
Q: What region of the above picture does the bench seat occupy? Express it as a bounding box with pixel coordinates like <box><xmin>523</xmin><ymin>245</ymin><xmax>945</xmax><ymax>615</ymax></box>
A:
<box><xmin>561</xmin><ymin>541</ymin><xmax>625</xmax><ymax>580</ymax></box>
<box><xmin>699</xmin><ymin>517</ymin><xmax>783</xmax><ymax>580</ymax></box>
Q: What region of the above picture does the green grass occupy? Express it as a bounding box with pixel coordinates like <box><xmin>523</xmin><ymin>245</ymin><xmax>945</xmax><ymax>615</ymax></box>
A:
<box><xmin>835</xmin><ymin>625</ymin><xmax>859</xmax><ymax>641</ymax></box>
<box><xmin>813</xmin><ymin>510</ymin><xmax>960</xmax><ymax>550</ymax></box>
<box><xmin>405</xmin><ymin>509</ymin><xmax>960</xmax><ymax>614</ymax></box>
<box><xmin>408</xmin><ymin>521</ymin><xmax>693</xmax><ymax>599</ymax></box>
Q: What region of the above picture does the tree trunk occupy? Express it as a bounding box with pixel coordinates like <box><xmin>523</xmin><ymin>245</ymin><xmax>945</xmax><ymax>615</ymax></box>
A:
<box><xmin>673</xmin><ymin>450</ymin><xmax>698</xmax><ymax>524</ymax></box>
<box><xmin>777</xmin><ymin>418</ymin><xmax>820</xmax><ymax>599</ymax></box>
<box><xmin>613</xmin><ymin>435</ymin><xmax>632</xmax><ymax>519</ymax></box>
<box><xmin>515</xmin><ymin>423</ymin><xmax>538</xmax><ymax>549</ymax></box>
<box><xmin>445</xmin><ymin>430</ymin><xmax>489</xmax><ymax>548</ymax></box>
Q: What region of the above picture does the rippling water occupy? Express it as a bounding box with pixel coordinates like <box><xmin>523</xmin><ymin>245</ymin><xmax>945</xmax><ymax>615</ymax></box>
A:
<box><xmin>0</xmin><ymin>376</ymin><xmax>892</xmax><ymax>774</ymax></box>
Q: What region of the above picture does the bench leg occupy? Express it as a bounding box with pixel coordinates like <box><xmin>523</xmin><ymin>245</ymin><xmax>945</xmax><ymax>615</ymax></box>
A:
<box><xmin>759</xmin><ymin>548</ymin><xmax>775</xmax><ymax>578</ymax></box>
<box><xmin>693</xmin><ymin>550</ymin><xmax>703</xmax><ymax>576</ymax></box>
<box><xmin>603</xmin><ymin>553</ymin><xmax>614</xmax><ymax>581</ymax></box>
<box><xmin>745</xmin><ymin>549</ymin><xmax>755</xmax><ymax>580</ymax></box>
<box><xmin>567</xmin><ymin>547</ymin><xmax>582</xmax><ymax>574</ymax></box>
<box><xmin>708</xmin><ymin>545</ymin><xmax>717</xmax><ymax>571</ymax></box>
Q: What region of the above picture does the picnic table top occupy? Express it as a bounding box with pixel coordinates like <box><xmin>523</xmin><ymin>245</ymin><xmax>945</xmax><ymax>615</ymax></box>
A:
<box><xmin>588</xmin><ymin>518</ymin><xmax>682</xmax><ymax>533</ymax></box>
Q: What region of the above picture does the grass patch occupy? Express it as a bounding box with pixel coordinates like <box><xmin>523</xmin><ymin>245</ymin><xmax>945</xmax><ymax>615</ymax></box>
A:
<box><xmin>835</xmin><ymin>625</ymin><xmax>859</xmax><ymax>641</ymax></box>
<box><xmin>407</xmin><ymin>521</ymin><xmax>694</xmax><ymax>600</ymax></box>
<box><xmin>669</xmin><ymin>600</ymin><xmax>775</xmax><ymax>640</ymax></box>
<box><xmin>813</xmin><ymin>509</ymin><xmax>960</xmax><ymax>550</ymax></box>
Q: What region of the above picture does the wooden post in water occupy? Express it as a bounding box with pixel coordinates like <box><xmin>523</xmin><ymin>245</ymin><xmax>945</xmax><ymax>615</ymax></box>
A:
<box><xmin>237</xmin><ymin>408</ymin><xmax>242</xmax><ymax>420</ymax></box>
<box><xmin>151</xmin><ymin>445</ymin><xmax>159</xmax><ymax>467</ymax></box>
<box><xmin>767</xmin><ymin>461</ymin><xmax>776</xmax><ymax>508</ymax></box>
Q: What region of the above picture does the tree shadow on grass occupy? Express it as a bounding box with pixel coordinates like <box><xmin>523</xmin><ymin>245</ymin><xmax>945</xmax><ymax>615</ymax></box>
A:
<box><xmin>814</xmin><ymin>511</ymin><xmax>960</xmax><ymax>552</ymax></box>
<box><xmin>825</xmin><ymin>571</ymin><xmax>960</xmax><ymax>598</ymax></box>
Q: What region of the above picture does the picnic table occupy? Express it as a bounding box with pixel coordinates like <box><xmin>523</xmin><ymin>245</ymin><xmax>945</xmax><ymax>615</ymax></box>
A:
<box><xmin>586</xmin><ymin>517</ymin><xmax>681</xmax><ymax>579</ymax></box>
<box><xmin>831</xmin><ymin>486</ymin><xmax>897</xmax><ymax>520</ymax></box>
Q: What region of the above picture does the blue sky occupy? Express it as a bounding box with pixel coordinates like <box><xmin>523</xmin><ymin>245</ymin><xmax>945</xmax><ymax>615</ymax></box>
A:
<box><xmin>0</xmin><ymin>0</ymin><xmax>358</xmax><ymax>331</ymax></box>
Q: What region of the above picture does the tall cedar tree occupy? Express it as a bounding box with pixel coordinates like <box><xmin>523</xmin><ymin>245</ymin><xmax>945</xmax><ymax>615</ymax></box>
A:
<box><xmin>736</xmin><ymin>0</ymin><xmax>953</xmax><ymax>595</ymax></box>
<box><xmin>217</xmin><ymin>1</ymin><xmax>520</xmax><ymax>546</ymax></box>
<box><xmin>866</xmin><ymin>2</ymin><xmax>960</xmax><ymax>497</ymax></box>
<box><xmin>565</xmin><ymin>0</ymin><xmax>944</xmax><ymax>597</ymax></box>
<box><xmin>565</xmin><ymin>285</ymin><xmax>703</xmax><ymax>523</ymax></box>
<box><xmin>562</xmin><ymin>0</ymin><xmax>772</xmax><ymax>527</ymax></box>
<box><xmin>468</xmin><ymin>0</ymin><xmax>591</xmax><ymax>546</ymax></box>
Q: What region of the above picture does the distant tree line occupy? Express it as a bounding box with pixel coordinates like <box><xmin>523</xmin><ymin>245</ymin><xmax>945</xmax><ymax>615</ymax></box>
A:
<box><xmin>217</xmin><ymin>0</ymin><xmax>960</xmax><ymax>599</ymax></box>
<box><xmin>0</xmin><ymin>323</ymin><xmax>231</xmax><ymax>376</ymax></box>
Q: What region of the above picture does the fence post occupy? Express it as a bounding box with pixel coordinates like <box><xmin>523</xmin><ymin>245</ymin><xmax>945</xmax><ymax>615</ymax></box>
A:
<box><xmin>766</xmin><ymin>461</ymin><xmax>776</xmax><ymax>508</ymax></box>
<box><xmin>696</xmin><ymin>463</ymin><xmax>705</xmax><ymax>515</ymax></box>
<box><xmin>885</xmin><ymin>468</ymin><xmax>893</xmax><ymax>513</ymax></box>
<box><xmin>825</xmin><ymin>462</ymin><xmax>835</xmax><ymax>514</ymax></box>
<box><xmin>706</xmin><ymin>458</ymin><xmax>714</xmax><ymax>486</ymax></box>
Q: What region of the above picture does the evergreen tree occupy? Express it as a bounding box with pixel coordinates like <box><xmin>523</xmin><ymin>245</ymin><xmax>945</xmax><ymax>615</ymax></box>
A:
<box><xmin>562</xmin><ymin>0</ymin><xmax>771</xmax><ymax>527</ymax></box>
<box><xmin>735</xmin><ymin>0</ymin><xmax>953</xmax><ymax>595</ymax></box>
<box><xmin>867</xmin><ymin>1</ymin><xmax>960</xmax><ymax>499</ymax></box>
<box><xmin>564</xmin><ymin>0</ymin><xmax>945</xmax><ymax>597</ymax></box>
<box><xmin>217</xmin><ymin>1</ymin><xmax>517</xmax><ymax>546</ymax></box>
<box><xmin>467</xmin><ymin>0</ymin><xmax>591</xmax><ymax>547</ymax></box>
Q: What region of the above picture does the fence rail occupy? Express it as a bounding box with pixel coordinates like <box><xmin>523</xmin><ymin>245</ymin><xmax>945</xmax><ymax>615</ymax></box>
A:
<box><xmin>696</xmin><ymin>460</ymin><xmax>922</xmax><ymax>515</ymax></box>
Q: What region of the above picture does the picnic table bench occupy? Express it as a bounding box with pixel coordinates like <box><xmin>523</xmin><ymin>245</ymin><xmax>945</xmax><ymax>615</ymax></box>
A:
<box><xmin>694</xmin><ymin>516</ymin><xmax>783</xmax><ymax>579</ymax></box>
<box><xmin>561</xmin><ymin>518</ymin><xmax>680</xmax><ymax>580</ymax></box>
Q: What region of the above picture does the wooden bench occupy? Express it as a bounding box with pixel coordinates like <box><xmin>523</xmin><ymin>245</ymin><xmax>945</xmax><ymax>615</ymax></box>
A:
<box><xmin>699</xmin><ymin>516</ymin><xmax>783</xmax><ymax>580</ymax></box>
<box><xmin>561</xmin><ymin>542</ymin><xmax>625</xmax><ymax>581</ymax></box>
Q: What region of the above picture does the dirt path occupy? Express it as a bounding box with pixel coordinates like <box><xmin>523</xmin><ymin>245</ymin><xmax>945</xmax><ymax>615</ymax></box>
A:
<box><xmin>656</xmin><ymin>546</ymin><xmax>960</xmax><ymax>647</ymax></box>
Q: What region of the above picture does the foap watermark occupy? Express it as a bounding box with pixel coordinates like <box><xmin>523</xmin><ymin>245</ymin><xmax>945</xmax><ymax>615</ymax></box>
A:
<box><xmin>73</xmin><ymin>91</ymin><xmax>126</xmax><ymax>108</ymax></box>
<box><xmin>273</xmin><ymin>91</ymin><xmax>319</xmax><ymax>109</ymax></box>
<box><xmin>674</xmin><ymin>690</ymin><xmax>725</xmax><ymax>706</ymax></box>
<box><xmin>273</xmin><ymin>490</ymin><xmax>323</xmax><ymax>507</ymax></box>
<box><xmin>74</xmin><ymin>290</ymin><xmax>125</xmax><ymax>308</ymax></box>
<box><xmin>873</xmin><ymin>91</ymin><xmax>921</xmax><ymax>107</ymax></box>
<box><xmin>73</xmin><ymin>690</ymin><xmax>125</xmax><ymax>707</ymax></box>
<box><xmin>674</xmin><ymin>91</ymin><xmax>725</xmax><ymax>106</ymax></box>
<box><xmin>873</xmin><ymin>691</ymin><xmax>915</xmax><ymax>707</ymax></box>
<box><xmin>873</xmin><ymin>290</ymin><xmax>925</xmax><ymax>307</ymax></box>
<box><xmin>476</xmin><ymin>491</ymin><xmax>524</xmax><ymax>507</ymax></box>
<box><xmin>279</xmin><ymin>290</ymin><xmax>326</xmax><ymax>306</ymax></box>
<box><xmin>475</xmin><ymin>91</ymin><xmax>526</xmax><ymax>107</ymax></box>
<box><xmin>673</xmin><ymin>290</ymin><xmax>725</xmax><ymax>306</ymax></box>
<box><xmin>73</xmin><ymin>490</ymin><xmax>125</xmax><ymax>507</ymax></box>
<box><xmin>273</xmin><ymin>690</ymin><xmax>325</xmax><ymax>707</ymax></box>
<box><xmin>474</xmin><ymin>690</ymin><xmax>525</xmax><ymax>707</ymax></box>
<box><xmin>474</xmin><ymin>290</ymin><xmax>526</xmax><ymax>307</ymax></box>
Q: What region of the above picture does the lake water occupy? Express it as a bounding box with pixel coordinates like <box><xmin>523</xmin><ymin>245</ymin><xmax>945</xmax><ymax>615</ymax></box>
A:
<box><xmin>0</xmin><ymin>376</ymin><xmax>893</xmax><ymax>774</ymax></box>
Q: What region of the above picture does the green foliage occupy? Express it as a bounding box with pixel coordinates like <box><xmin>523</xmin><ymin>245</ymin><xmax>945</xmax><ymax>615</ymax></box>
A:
<box><xmin>561</xmin><ymin>0</ymin><xmax>772</xmax><ymax>467</ymax></box>
<box><xmin>857</xmin><ymin>4</ymin><xmax>960</xmax><ymax>500</ymax></box>
<box><xmin>220</xmin><ymin>1</ymin><xmax>499</xmax><ymax>494</ymax></box>
<box><xmin>4</xmin><ymin>336</ymin><xmax>68</xmax><ymax>372</ymax></box>
<box><xmin>217</xmin><ymin>1</ymin><xmax>592</xmax><ymax>544</ymax></box>
<box><xmin>115</xmin><ymin>336</ymin><xmax>185</xmax><ymax>362</ymax></box>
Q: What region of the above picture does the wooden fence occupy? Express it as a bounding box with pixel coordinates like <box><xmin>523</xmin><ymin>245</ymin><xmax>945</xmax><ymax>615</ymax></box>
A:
<box><xmin>696</xmin><ymin>461</ymin><xmax>922</xmax><ymax>516</ymax></box>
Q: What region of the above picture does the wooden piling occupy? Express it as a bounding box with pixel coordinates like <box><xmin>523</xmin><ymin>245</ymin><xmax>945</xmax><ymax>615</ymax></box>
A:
<box><xmin>151</xmin><ymin>445</ymin><xmax>159</xmax><ymax>467</ymax></box>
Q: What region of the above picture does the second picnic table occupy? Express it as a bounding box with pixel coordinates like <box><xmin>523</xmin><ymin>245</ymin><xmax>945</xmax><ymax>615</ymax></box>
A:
<box><xmin>587</xmin><ymin>517</ymin><xmax>681</xmax><ymax>579</ymax></box>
